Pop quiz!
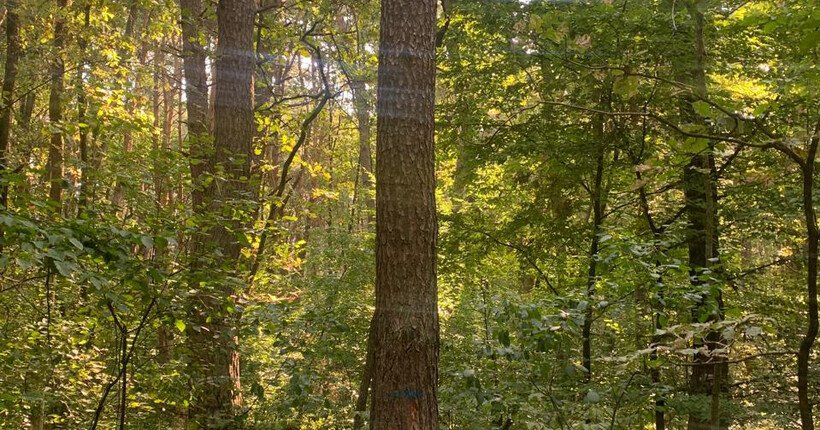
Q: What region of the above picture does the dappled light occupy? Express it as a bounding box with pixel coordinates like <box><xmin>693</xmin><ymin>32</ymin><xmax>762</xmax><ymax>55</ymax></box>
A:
<box><xmin>0</xmin><ymin>0</ymin><xmax>819</xmax><ymax>429</ymax></box>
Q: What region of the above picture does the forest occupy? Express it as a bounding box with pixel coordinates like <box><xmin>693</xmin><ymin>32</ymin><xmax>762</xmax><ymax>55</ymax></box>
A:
<box><xmin>0</xmin><ymin>0</ymin><xmax>818</xmax><ymax>428</ymax></box>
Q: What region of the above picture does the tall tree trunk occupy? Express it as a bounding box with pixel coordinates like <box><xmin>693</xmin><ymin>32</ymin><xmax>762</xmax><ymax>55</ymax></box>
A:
<box><xmin>582</xmin><ymin>85</ymin><xmax>610</xmax><ymax>385</ymax></box>
<box><xmin>181</xmin><ymin>0</ymin><xmax>210</xmax><ymax>213</ymax></box>
<box><xmin>352</xmin><ymin>80</ymin><xmax>373</xmax><ymax>216</ymax></box>
<box><xmin>353</xmin><ymin>76</ymin><xmax>375</xmax><ymax>425</ymax></box>
<box><xmin>797</xmin><ymin>130</ymin><xmax>819</xmax><ymax>430</ymax></box>
<box><xmin>582</xmin><ymin>140</ymin><xmax>604</xmax><ymax>383</ymax></box>
<box><xmin>180</xmin><ymin>0</ymin><xmax>214</xmax><ymax>424</ymax></box>
<box><xmin>76</xmin><ymin>3</ymin><xmax>92</xmax><ymax>214</ymax></box>
<box><xmin>369</xmin><ymin>0</ymin><xmax>439</xmax><ymax>428</ymax></box>
<box><xmin>353</xmin><ymin>316</ymin><xmax>376</xmax><ymax>429</ymax></box>
<box><xmin>0</xmin><ymin>0</ymin><xmax>20</xmax><ymax>209</ymax></box>
<box><xmin>187</xmin><ymin>0</ymin><xmax>255</xmax><ymax>427</ymax></box>
<box><xmin>120</xmin><ymin>0</ymin><xmax>139</xmax><ymax>154</ymax></box>
<box><xmin>152</xmin><ymin>50</ymin><xmax>164</xmax><ymax>214</ymax></box>
<box><xmin>47</xmin><ymin>0</ymin><xmax>70</xmax><ymax>210</ymax></box>
<box><xmin>649</xmin><ymin>234</ymin><xmax>666</xmax><ymax>430</ymax></box>
<box><xmin>635</xmin><ymin>158</ymin><xmax>667</xmax><ymax>430</ymax></box>
<box><xmin>680</xmin><ymin>2</ymin><xmax>727</xmax><ymax>428</ymax></box>
<box><xmin>110</xmin><ymin>0</ymin><xmax>142</xmax><ymax>208</ymax></box>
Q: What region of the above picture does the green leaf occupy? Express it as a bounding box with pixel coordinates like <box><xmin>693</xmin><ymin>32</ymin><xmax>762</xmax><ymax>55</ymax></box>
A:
<box><xmin>497</xmin><ymin>329</ymin><xmax>511</xmax><ymax>347</ymax></box>
<box><xmin>799</xmin><ymin>30</ymin><xmax>820</xmax><ymax>53</ymax></box>
<box><xmin>692</xmin><ymin>101</ymin><xmax>711</xmax><ymax>117</ymax></box>
<box><xmin>154</xmin><ymin>236</ymin><xmax>168</xmax><ymax>249</ymax></box>
<box><xmin>683</xmin><ymin>137</ymin><xmax>709</xmax><ymax>154</ymax></box>
<box><xmin>54</xmin><ymin>260</ymin><xmax>73</xmax><ymax>277</ymax></box>
<box><xmin>725</xmin><ymin>307</ymin><xmax>742</xmax><ymax>319</ymax></box>
<box><xmin>69</xmin><ymin>237</ymin><xmax>84</xmax><ymax>250</ymax></box>
<box><xmin>613</xmin><ymin>75</ymin><xmax>639</xmax><ymax>98</ymax></box>
<box><xmin>174</xmin><ymin>319</ymin><xmax>186</xmax><ymax>333</ymax></box>
<box><xmin>140</xmin><ymin>236</ymin><xmax>154</xmax><ymax>249</ymax></box>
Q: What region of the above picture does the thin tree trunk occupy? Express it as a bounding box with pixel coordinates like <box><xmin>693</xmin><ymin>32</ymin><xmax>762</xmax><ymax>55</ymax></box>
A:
<box><xmin>352</xmin><ymin>80</ymin><xmax>373</xmax><ymax>216</ymax></box>
<box><xmin>181</xmin><ymin>0</ymin><xmax>210</xmax><ymax>213</ymax></box>
<box><xmin>152</xmin><ymin>50</ymin><xmax>164</xmax><ymax>214</ymax></box>
<box><xmin>369</xmin><ymin>0</ymin><xmax>439</xmax><ymax>428</ymax></box>
<box><xmin>47</xmin><ymin>0</ymin><xmax>70</xmax><ymax>210</ymax></box>
<box><xmin>353</xmin><ymin>316</ymin><xmax>376</xmax><ymax>429</ymax></box>
<box><xmin>111</xmin><ymin>0</ymin><xmax>141</xmax><ymax>208</ymax></box>
<box><xmin>120</xmin><ymin>0</ymin><xmax>139</xmax><ymax>154</ymax></box>
<box><xmin>636</xmin><ymin>170</ymin><xmax>667</xmax><ymax>430</ymax></box>
<box><xmin>77</xmin><ymin>3</ymin><xmax>92</xmax><ymax>214</ymax></box>
<box><xmin>0</xmin><ymin>0</ymin><xmax>20</xmax><ymax>209</ymax></box>
<box><xmin>582</xmin><ymin>86</ymin><xmax>610</xmax><ymax>384</ymax></box>
<box><xmin>797</xmin><ymin>129</ymin><xmax>819</xmax><ymax>430</ymax></box>
<box><xmin>651</xmin><ymin>258</ymin><xmax>666</xmax><ymax>430</ymax></box>
<box><xmin>12</xmin><ymin>90</ymin><xmax>34</xmax><ymax>200</ymax></box>
<box><xmin>582</xmin><ymin>141</ymin><xmax>604</xmax><ymax>383</ymax></box>
<box><xmin>627</xmin><ymin>159</ymin><xmax>669</xmax><ymax>430</ymax></box>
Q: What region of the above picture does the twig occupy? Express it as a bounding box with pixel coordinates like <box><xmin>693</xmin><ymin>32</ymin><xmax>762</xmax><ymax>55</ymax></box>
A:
<box><xmin>89</xmin><ymin>297</ymin><xmax>157</xmax><ymax>430</ymax></box>
<box><xmin>462</xmin><ymin>225</ymin><xmax>559</xmax><ymax>295</ymax></box>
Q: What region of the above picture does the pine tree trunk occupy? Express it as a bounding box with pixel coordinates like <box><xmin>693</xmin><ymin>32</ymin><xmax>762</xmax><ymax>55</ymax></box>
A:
<box><xmin>369</xmin><ymin>0</ymin><xmax>439</xmax><ymax>428</ymax></box>
<box><xmin>187</xmin><ymin>0</ymin><xmax>255</xmax><ymax>427</ymax></box>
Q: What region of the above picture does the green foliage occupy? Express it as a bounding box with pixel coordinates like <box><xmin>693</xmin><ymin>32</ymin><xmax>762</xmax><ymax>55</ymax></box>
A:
<box><xmin>0</xmin><ymin>0</ymin><xmax>819</xmax><ymax>428</ymax></box>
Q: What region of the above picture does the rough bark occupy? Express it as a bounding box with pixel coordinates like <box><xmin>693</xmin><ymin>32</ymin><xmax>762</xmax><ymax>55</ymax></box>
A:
<box><xmin>0</xmin><ymin>0</ymin><xmax>20</xmax><ymax>209</ymax></box>
<box><xmin>20</xmin><ymin>90</ymin><xmax>34</xmax><ymax>127</ymax></box>
<box><xmin>187</xmin><ymin>0</ymin><xmax>255</xmax><ymax>427</ymax></box>
<box><xmin>369</xmin><ymin>0</ymin><xmax>439</xmax><ymax>428</ymax></box>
